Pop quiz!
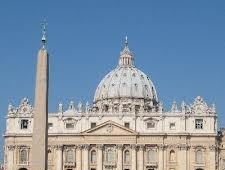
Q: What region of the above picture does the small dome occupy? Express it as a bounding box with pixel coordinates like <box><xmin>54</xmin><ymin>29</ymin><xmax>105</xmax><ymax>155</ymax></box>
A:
<box><xmin>93</xmin><ymin>38</ymin><xmax>158</xmax><ymax>107</ymax></box>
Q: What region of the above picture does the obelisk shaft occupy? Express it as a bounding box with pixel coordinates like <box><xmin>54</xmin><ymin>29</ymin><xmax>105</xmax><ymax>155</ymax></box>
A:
<box><xmin>32</xmin><ymin>48</ymin><xmax>49</xmax><ymax>170</ymax></box>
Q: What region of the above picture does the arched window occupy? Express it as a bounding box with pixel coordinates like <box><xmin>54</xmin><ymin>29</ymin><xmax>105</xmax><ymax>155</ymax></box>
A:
<box><xmin>148</xmin><ymin>149</ymin><xmax>156</xmax><ymax>162</ymax></box>
<box><xmin>106</xmin><ymin>148</ymin><xmax>114</xmax><ymax>162</ymax></box>
<box><xmin>169</xmin><ymin>150</ymin><xmax>176</xmax><ymax>162</ymax></box>
<box><xmin>66</xmin><ymin>150</ymin><xmax>74</xmax><ymax>162</ymax></box>
<box><xmin>196</xmin><ymin>150</ymin><xmax>203</xmax><ymax>163</ymax></box>
<box><xmin>91</xmin><ymin>150</ymin><xmax>97</xmax><ymax>163</ymax></box>
<box><xmin>124</xmin><ymin>150</ymin><xmax>130</xmax><ymax>164</ymax></box>
<box><xmin>19</xmin><ymin>149</ymin><xmax>28</xmax><ymax>164</ymax></box>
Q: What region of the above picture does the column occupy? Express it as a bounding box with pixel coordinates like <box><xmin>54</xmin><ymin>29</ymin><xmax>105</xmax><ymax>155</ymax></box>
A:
<box><xmin>158</xmin><ymin>144</ymin><xmax>164</xmax><ymax>170</ymax></box>
<box><xmin>179</xmin><ymin>144</ymin><xmax>188</xmax><ymax>170</ymax></box>
<box><xmin>97</xmin><ymin>145</ymin><xmax>103</xmax><ymax>170</ymax></box>
<box><xmin>83</xmin><ymin>144</ymin><xmax>90</xmax><ymax>170</ymax></box>
<box><xmin>7</xmin><ymin>145</ymin><xmax>15</xmax><ymax>170</ymax></box>
<box><xmin>138</xmin><ymin>145</ymin><xmax>144</xmax><ymax>170</ymax></box>
<box><xmin>117</xmin><ymin>144</ymin><xmax>123</xmax><ymax>170</ymax></box>
<box><xmin>131</xmin><ymin>145</ymin><xmax>137</xmax><ymax>170</ymax></box>
<box><xmin>163</xmin><ymin>145</ymin><xmax>167</xmax><ymax>169</ymax></box>
<box><xmin>56</xmin><ymin>145</ymin><xmax>63</xmax><ymax>170</ymax></box>
<box><xmin>209</xmin><ymin>145</ymin><xmax>217</xmax><ymax>170</ymax></box>
<box><xmin>76</xmin><ymin>145</ymin><xmax>82</xmax><ymax>170</ymax></box>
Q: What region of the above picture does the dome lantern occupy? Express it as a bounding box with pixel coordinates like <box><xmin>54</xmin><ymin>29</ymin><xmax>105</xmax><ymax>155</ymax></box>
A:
<box><xmin>119</xmin><ymin>36</ymin><xmax>134</xmax><ymax>66</ymax></box>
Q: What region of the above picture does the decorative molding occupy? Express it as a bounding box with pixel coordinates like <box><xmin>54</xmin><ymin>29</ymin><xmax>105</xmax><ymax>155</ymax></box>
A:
<box><xmin>76</xmin><ymin>145</ymin><xmax>83</xmax><ymax>150</ymax></box>
<box><xmin>83</xmin><ymin>144</ymin><xmax>90</xmax><ymax>150</ymax></box>
<box><xmin>55</xmin><ymin>145</ymin><xmax>63</xmax><ymax>151</ymax></box>
<box><xmin>131</xmin><ymin>144</ymin><xmax>138</xmax><ymax>150</ymax></box>
<box><xmin>8</xmin><ymin>145</ymin><xmax>15</xmax><ymax>151</ymax></box>
<box><xmin>116</xmin><ymin>144</ymin><xmax>123</xmax><ymax>150</ymax></box>
<box><xmin>96</xmin><ymin>144</ymin><xmax>104</xmax><ymax>150</ymax></box>
<box><xmin>178</xmin><ymin>144</ymin><xmax>189</xmax><ymax>151</ymax></box>
<box><xmin>209</xmin><ymin>145</ymin><xmax>217</xmax><ymax>151</ymax></box>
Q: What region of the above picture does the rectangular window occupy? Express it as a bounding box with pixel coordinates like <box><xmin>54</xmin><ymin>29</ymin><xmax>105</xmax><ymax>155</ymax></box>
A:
<box><xmin>21</xmin><ymin>120</ymin><xmax>28</xmax><ymax>129</ymax></box>
<box><xmin>48</xmin><ymin>123</ymin><xmax>53</xmax><ymax>130</ymax></box>
<box><xmin>66</xmin><ymin>123</ymin><xmax>74</xmax><ymax>129</ymax></box>
<box><xmin>124</xmin><ymin>122</ymin><xmax>130</xmax><ymax>128</ymax></box>
<box><xmin>195</xmin><ymin>119</ymin><xmax>203</xmax><ymax>129</ymax></box>
<box><xmin>147</xmin><ymin>122</ymin><xmax>155</xmax><ymax>129</ymax></box>
<box><xmin>91</xmin><ymin>122</ymin><xmax>96</xmax><ymax>128</ymax></box>
<box><xmin>170</xmin><ymin>123</ymin><xmax>176</xmax><ymax>130</ymax></box>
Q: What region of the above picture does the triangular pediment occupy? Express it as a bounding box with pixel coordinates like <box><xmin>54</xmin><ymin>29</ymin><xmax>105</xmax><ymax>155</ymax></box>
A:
<box><xmin>82</xmin><ymin>120</ymin><xmax>138</xmax><ymax>136</ymax></box>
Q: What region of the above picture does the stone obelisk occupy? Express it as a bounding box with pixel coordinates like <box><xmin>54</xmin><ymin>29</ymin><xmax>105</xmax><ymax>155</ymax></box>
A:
<box><xmin>32</xmin><ymin>23</ymin><xmax>49</xmax><ymax>170</ymax></box>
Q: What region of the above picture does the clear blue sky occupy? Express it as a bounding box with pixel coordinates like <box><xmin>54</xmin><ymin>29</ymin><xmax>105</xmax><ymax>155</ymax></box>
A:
<box><xmin>0</xmin><ymin>1</ymin><xmax>225</xmax><ymax>161</ymax></box>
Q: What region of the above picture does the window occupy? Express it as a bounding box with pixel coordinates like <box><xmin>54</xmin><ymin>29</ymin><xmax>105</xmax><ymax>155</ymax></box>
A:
<box><xmin>90</xmin><ymin>150</ymin><xmax>97</xmax><ymax>163</ymax></box>
<box><xmin>148</xmin><ymin>150</ymin><xmax>156</xmax><ymax>162</ymax></box>
<box><xmin>66</xmin><ymin>150</ymin><xmax>74</xmax><ymax>162</ymax></box>
<box><xmin>147</xmin><ymin>121</ymin><xmax>155</xmax><ymax>129</ymax></box>
<box><xmin>124</xmin><ymin>150</ymin><xmax>130</xmax><ymax>164</ymax></box>
<box><xmin>195</xmin><ymin>119</ymin><xmax>203</xmax><ymax>129</ymax></box>
<box><xmin>21</xmin><ymin>119</ymin><xmax>28</xmax><ymax>129</ymax></box>
<box><xmin>124</xmin><ymin>122</ymin><xmax>130</xmax><ymax>128</ymax></box>
<box><xmin>106</xmin><ymin>148</ymin><xmax>114</xmax><ymax>162</ymax></box>
<box><xmin>91</xmin><ymin>122</ymin><xmax>96</xmax><ymax>128</ymax></box>
<box><xmin>169</xmin><ymin>150</ymin><xmax>176</xmax><ymax>162</ymax></box>
<box><xmin>170</xmin><ymin>123</ymin><xmax>176</xmax><ymax>130</ymax></box>
<box><xmin>135</xmin><ymin>105</ymin><xmax>140</xmax><ymax>113</ymax></box>
<box><xmin>19</xmin><ymin>149</ymin><xmax>28</xmax><ymax>164</ymax></box>
<box><xmin>48</xmin><ymin>123</ymin><xmax>53</xmax><ymax>130</ymax></box>
<box><xmin>196</xmin><ymin>150</ymin><xmax>203</xmax><ymax>163</ymax></box>
<box><xmin>66</xmin><ymin>123</ymin><xmax>74</xmax><ymax>129</ymax></box>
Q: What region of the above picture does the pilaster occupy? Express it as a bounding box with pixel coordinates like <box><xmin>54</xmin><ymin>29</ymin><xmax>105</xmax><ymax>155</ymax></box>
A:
<box><xmin>83</xmin><ymin>144</ymin><xmax>90</xmax><ymax>170</ymax></box>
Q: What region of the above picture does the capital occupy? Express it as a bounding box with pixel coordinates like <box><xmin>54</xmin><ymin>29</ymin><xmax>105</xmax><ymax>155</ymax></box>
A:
<box><xmin>55</xmin><ymin>145</ymin><xmax>63</xmax><ymax>151</ymax></box>
<box><xmin>76</xmin><ymin>145</ymin><xmax>83</xmax><ymax>150</ymax></box>
<box><xmin>178</xmin><ymin>144</ymin><xmax>189</xmax><ymax>151</ymax></box>
<box><xmin>157</xmin><ymin>144</ymin><xmax>165</xmax><ymax>150</ymax></box>
<box><xmin>96</xmin><ymin>144</ymin><xmax>104</xmax><ymax>150</ymax></box>
<box><xmin>8</xmin><ymin>145</ymin><xmax>15</xmax><ymax>151</ymax></box>
<box><xmin>209</xmin><ymin>145</ymin><xmax>217</xmax><ymax>151</ymax></box>
<box><xmin>116</xmin><ymin>144</ymin><xmax>123</xmax><ymax>150</ymax></box>
<box><xmin>131</xmin><ymin>144</ymin><xmax>138</xmax><ymax>150</ymax></box>
<box><xmin>83</xmin><ymin>144</ymin><xmax>90</xmax><ymax>150</ymax></box>
<box><xmin>138</xmin><ymin>145</ymin><xmax>145</xmax><ymax>150</ymax></box>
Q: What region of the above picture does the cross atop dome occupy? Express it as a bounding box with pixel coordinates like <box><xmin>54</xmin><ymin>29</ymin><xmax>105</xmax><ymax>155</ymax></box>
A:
<box><xmin>119</xmin><ymin>36</ymin><xmax>134</xmax><ymax>66</ymax></box>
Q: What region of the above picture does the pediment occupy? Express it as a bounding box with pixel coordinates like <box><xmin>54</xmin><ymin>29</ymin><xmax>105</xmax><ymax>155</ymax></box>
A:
<box><xmin>82</xmin><ymin>120</ymin><xmax>138</xmax><ymax>136</ymax></box>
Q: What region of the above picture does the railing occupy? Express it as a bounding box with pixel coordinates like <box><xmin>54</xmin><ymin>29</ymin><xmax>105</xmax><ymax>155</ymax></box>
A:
<box><xmin>64</xmin><ymin>161</ymin><xmax>76</xmax><ymax>168</ymax></box>
<box><xmin>18</xmin><ymin>161</ymin><xmax>29</xmax><ymax>165</ymax></box>
<box><xmin>104</xmin><ymin>161</ymin><xmax>116</xmax><ymax>168</ymax></box>
<box><xmin>145</xmin><ymin>161</ymin><xmax>158</xmax><ymax>167</ymax></box>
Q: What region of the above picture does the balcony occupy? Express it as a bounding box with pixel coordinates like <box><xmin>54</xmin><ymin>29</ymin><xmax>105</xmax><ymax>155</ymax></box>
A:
<box><xmin>18</xmin><ymin>161</ymin><xmax>29</xmax><ymax>165</ymax></box>
<box><xmin>145</xmin><ymin>161</ymin><xmax>158</xmax><ymax>168</ymax></box>
<box><xmin>64</xmin><ymin>161</ymin><xmax>76</xmax><ymax>168</ymax></box>
<box><xmin>104</xmin><ymin>161</ymin><xmax>116</xmax><ymax>168</ymax></box>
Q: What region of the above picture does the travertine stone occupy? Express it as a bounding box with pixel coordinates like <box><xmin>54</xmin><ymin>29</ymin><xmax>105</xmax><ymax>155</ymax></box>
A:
<box><xmin>31</xmin><ymin>48</ymin><xmax>49</xmax><ymax>170</ymax></box>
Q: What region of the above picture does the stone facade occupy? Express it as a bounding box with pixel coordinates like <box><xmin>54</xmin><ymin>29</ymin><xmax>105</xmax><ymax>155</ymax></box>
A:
<box><xmin>3</xmin><ymin>38</ymin><xmax>224</xmax><ymax>170</ymax></box>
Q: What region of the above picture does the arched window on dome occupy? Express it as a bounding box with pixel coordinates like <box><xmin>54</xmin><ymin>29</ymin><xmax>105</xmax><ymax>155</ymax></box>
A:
<box><xmin>19</xmin><ymin>149</ymin><xmax>28</xmax><ymax>164</ymax></box>
<box><xmin>90</xmin><ymin>150</ymin><xmax>97</xmax><ymax>164</ymax></box>
<box><xmin>124</xmin><ymin>150</ymin><xmax>130</xmax><ymax>164</ymax></box>
<box><xmin>169</xmin><ymin>150</ymin><xmax>176</xmax><ymax>162</ymax></box>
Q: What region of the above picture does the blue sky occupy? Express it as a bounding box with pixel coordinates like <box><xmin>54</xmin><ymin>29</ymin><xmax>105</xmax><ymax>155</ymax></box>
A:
<box><xmin>0</xmin><ymin>0</ymin><xmax>225</xmax><ymax>161</ymax></box>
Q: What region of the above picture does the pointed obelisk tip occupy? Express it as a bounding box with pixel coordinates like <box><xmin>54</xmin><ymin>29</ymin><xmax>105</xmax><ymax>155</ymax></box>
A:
<box><xmin>41</xmin><ymin>20</ymin><xmax>47</xmax><ymax>49</ymax></box>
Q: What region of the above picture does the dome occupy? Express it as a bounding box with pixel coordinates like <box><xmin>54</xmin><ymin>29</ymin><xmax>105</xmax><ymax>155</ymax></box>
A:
<box><xmin>93</xmin><ymin>37</ymin><xmax>158</xmax><ymax>111</ymax></box>
<box><xmin>94</xmin><ymin>66</ymin><xmax>158</xmax><ymax>102</ymax></box>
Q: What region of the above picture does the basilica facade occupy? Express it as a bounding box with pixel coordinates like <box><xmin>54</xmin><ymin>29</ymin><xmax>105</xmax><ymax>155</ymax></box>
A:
<box><xmin>3</xmin><ymin>38</ymin><xmax>225</xmax><ymax>170</ymax></box>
